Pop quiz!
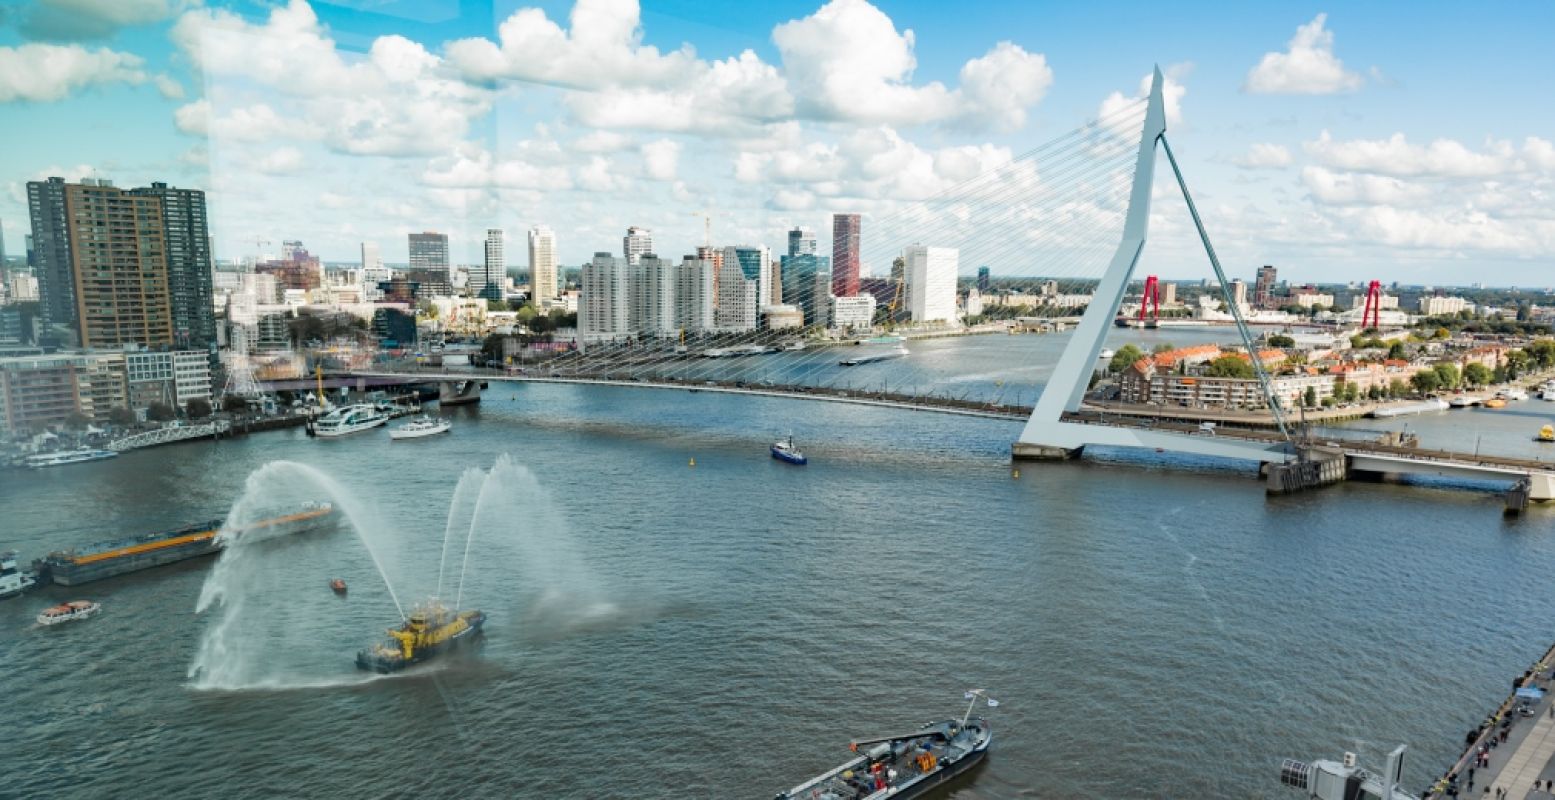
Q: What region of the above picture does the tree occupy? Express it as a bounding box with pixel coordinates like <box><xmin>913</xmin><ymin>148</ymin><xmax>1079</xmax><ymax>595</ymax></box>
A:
<box><xmin>1367</xmin><ymin>385</ymin><xmax>1382</xmax><ymax>401</ymax></box>
<box><xmin>222</xmin><ymin>395</ymin><xmax>251</xmax><ymax>414</ymax></box>
<box><xmin>1528</xmin><ymin>339</ymin><xmax>1555</xmax><ymax>369</ymax></box>
<box><xmin>1108</xmin><ymin>345</ymin><xmax>1144</xmax><ymax>373</ymax></box>
<box><xmin>147</xmin><ymin>402</ymin><xmax>176</xmax><ymax>422</ymax></box>
<box><xmin>1434</xmin><ymin>327</ymin><xmax>1451</xmax><ymax>340</ymax></box>
<box><xmin>1302</xmin><ymin>386</ymin><xmax>1318</xmax><ymax>408</ymax></box>
<box><xmin>65</xmin><ymin>411</ymin><xmax>92</xmax><ymax>429</ymax></box>
<box><xmin>1387</xmin><ymin>342</ymin><xmax>1406</xmax><ymax>360</ymax></box>
<box><xmin>108</xmin><ymin>406</ymin><xmax>137</xmax><ymax>427</ymax></box>
<box><xmin>1506</xmin><ymin>349</ymin><xmax>1531</xmax><ymax>379</ymax></box>
<box><xmin>1410</xmin><ymin>370</ymin><xmax>1441</xmax><ymax>395</ymax></box>
<box><xmin>515</xmin><ymin>304</ymin><xmax>538</xmax><ymax>324</ymax></box>
<box><xmin>1267</xmin><ymin>334</ymin><xmax>1295</xmax><ymax>348</ymax></box>
<box><xmin>1462</xmin><ymin>362</ymin><xmax>1491</xmax><ymax>388</ymax></box>
<box><xmin>1388</xmin><ymin>379</ymin><xmax>1409</xmax><ymax>399</ymax></box>
<box><xmin>1151</xmin><ymin>342</ymin><xmax>1177</xmax><ymax>354</ymax></box>
<box><xmin>1321</xmin><ymin>396</ymin><xmax>1337</xmax><ymax>408</ymax></box>
<box><xmin>186</xmin><ymin>398</ymin><xmax>212</xmax><ymax>419</ymax></box>
<box><xmin>1432</xmin><ymin>363</ymin><xmax>1460</xmax><ymax>390</ymax></box>
<box><xmin>1204</xmin><ymin>356</ymin><xmax>1255</xmax><ymax>379</ymax></box>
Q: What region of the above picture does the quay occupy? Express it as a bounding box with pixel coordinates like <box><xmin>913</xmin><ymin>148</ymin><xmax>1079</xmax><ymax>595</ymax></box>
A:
<box><xmin>1425</xmin><ymin>642</ymin><xmax>1555</xmax><ymax>799</ymax></box>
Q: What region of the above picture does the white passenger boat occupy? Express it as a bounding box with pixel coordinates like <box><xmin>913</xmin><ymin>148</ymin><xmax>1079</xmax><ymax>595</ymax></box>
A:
<box><xmin>1448</xmin><ymin>395</ymin><xmax>1483</xmax><ymax>408</ymax></box>
<box><xmin>1498</xmin><ymin>388</ymin><xmax>1529</xmax><ymax>401</ymax></box>
<box><xmin>0</xmin><ymin>551</ymin><xmax>37</xmax><ymax>599</ymax></box>
<box><xmin>389</xmin><ymin>416</ymin><xmax>451</xmax><ymax>440</ymax></box>
<box><xmin>37</xmin><ymin>600</ymin><xmax>101</xmax><ymax>626</ymax></box>
<box><xmin>308</xmin><ymin>404</ymin><xmax>389</xmax><ymax>438</ymax></box>
<box><xmin>25</xmin><ymin>449</ymin><xmax>118</xmax><ymax>468</ymax></box>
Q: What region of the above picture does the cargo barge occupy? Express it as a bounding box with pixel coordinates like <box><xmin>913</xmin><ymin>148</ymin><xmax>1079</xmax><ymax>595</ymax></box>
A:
<box><xmin>34</xmin><ymin>504</ymin><xmax>339</xmax><ymax>586</ymax></box>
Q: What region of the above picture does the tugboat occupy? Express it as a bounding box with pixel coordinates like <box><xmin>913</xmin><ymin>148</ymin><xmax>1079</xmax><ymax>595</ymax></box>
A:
<box><xmin>355</xmin><ymin>601</ymin><xmax>485</xmax><ymax>673</ymax></box>
<box><xmin>37</xmin><ymin>600</ymin><xmax>102</xmax><ymax>626</ymax></box>
<box><xmin>1</xmin><ymin>551</ymin><xmax>37</xmax><ymax>599</ymax></box>
<box><xmin>775</xmin><ymin>690</ymin><xmax>996</xmax><ymax>800</ymax></box>
<box><xmin>771</xmin><ymin>434</ymin><xmax>808</xmax><ymax>465</ymax></box>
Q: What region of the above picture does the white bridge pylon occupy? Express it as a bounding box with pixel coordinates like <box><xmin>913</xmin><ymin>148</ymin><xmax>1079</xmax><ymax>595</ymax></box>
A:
<box><xmin>1014</xmin><ymin>67</ymin><xmax>1293</xmax><ymax>464</ymax></box>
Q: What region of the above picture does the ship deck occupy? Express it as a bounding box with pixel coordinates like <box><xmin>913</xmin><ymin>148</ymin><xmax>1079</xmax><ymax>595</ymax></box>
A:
<box><xmin>779</xmin><ymin>720</ymin><xmax>987</xmax><ymax>800</ymax></box>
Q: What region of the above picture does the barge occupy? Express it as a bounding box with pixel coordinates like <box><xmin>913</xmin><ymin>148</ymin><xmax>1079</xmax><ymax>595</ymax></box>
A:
<box><xmin>35</xmin><ymin>503</ymin><xmax>339</xmax><ymax>586</ymax></box>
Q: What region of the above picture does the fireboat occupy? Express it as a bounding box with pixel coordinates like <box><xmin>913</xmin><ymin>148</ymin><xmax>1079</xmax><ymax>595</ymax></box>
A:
<box><xmin>355</xmin><ymin>601</ymin><xmax>486</xmax><ymax>674</ymax></box>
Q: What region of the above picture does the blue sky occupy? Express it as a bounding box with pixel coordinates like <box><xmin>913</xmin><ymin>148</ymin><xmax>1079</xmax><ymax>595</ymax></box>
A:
<box><xmin>2</xmin><ymin>0</ymin><xmax>1553</xmax><ymax>286</ymax></box>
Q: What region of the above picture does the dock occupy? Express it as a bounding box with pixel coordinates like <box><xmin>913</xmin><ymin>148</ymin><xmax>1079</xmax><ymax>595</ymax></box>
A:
<box><xmin>1425</xmin><ymin>641</ymin><xmax>1555</xmax><ymax>798</ymax></box>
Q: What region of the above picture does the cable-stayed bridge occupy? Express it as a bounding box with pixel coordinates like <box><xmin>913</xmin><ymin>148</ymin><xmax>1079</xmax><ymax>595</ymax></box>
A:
<box><xmin>338</xmin><ymin>68</ymin><xmax>1555</xmax><ymax>503</ymax></box>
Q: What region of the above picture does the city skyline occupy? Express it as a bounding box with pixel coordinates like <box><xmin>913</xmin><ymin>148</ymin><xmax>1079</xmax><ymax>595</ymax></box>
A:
<box><xmin>1</xmin><ymin>1</ymin><xmax>1553</xmax><ymax>284</ymax></box>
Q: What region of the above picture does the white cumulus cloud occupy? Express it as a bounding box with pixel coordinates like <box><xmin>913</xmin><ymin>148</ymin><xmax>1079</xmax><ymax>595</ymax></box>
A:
<box><xmin>1244</xmin><ymin>14</ymin><xmax>1363</xmax><ymax>95</ymax></box>
<box><xmin>640</xmin><ymin>139</ymin><xmax>680</xmax><ymax>181</ymax></box>
<box><xmin>1304</xmin><ymin>130</ymin><xmax>1522</xmax><ymax>178</ymax></box>
<box><xmin>1234</xmin><ymin>143</ymin><xmax>1293</xmax><ymax>169</ymax></box>
<box><xmin>0</xmin><ymin>42</ymin><xmax>146</xmax><ymax>102</ymax></box>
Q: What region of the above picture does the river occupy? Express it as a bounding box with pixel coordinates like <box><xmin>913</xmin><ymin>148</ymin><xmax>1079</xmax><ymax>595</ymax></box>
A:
<box><xmin>4</xmin><ymin>330</ymin><xmax>1555</xmax><ymax>798</ymax></box>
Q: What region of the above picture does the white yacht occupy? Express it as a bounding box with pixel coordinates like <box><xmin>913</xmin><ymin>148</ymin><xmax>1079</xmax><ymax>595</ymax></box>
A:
<box><xmin>389</xmin><ymin>416</ymin><xmax>451</xmax><ymax>440</ymax></box>
<box><xmin>0</xmin><ymin>551</ymin><xmax>37</xmax><ymax>600</ymax></box>
<box><xmin>308</xmin><ymin>404</ymin><xmax>389</xmax><ymax>438</ymax></box>
<box><xmin>1541</xmin><ymin>381</ymin><xmax>1555</xmax><ymax>401</ymax></box>
<box><xmin>1099</xmin><ymin>348</ymin><xmax>1116</xmax><ymax>360</ymax></box>
<box><xmin>1498</xmin><ymin>388</ymin><xmax>1529</xmax><ymax>401</ymax></box>
<box><xmin>25</xmin><ymin>449</ymin><xmax>118</xmax><ymax>468</ymax></box>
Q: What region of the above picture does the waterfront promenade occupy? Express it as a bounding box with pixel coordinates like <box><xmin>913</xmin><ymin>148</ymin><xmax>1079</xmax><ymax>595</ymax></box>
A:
<box><xmin>1428</xmin><ymin>644</ymin><xmax>1555</xmax><ymax>799</ymax></box>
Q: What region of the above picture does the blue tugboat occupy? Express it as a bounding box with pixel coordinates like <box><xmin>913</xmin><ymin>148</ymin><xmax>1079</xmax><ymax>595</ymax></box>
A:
<box><xmin>771</xmin><ymin>434</ymin><xmax>807</xmax><ymax>465</ymax></box>
<box><xmin>775</xmin><ymin>690</ymin><xmax>996</xmax><ymax>800</ymax></box>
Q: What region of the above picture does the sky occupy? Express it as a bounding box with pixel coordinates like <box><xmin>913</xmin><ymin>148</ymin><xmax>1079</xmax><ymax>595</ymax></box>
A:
<box><xmin>1</xmin><ymin>0</ymin><xmax>1553</xmax><ymax>286</ymax></box>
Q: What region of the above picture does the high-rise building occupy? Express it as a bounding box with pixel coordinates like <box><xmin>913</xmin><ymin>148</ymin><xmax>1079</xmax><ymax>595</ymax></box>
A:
<box><xmin>829</xmin><ymin>294</ymin><xmax>875</xmax><ymax>331</ymax></box>
<box><xmin>24</xmin><ymin>233</ymin><xmax>35</xmax><ymax>267</ymax></box>
<box><xmin>780</xmin><ymin>253</ymin><xmax>831</xmax><ymax>326</ymax></box>
<box><xmin>478</xmin><ymin>229</ymin><xmax>505</xmax><ymax>301</ymax></box>
<box><xmin>696</xmin><ymin>244</ymin><xmax>723</xmax><ymax>304</ymax></box>
<box><xmin>408</xmin><ymin>231</ymin><xmax>450</xmax><ymax>296</ymax></box>
<box><xmin>7</xmin><ymin>272</ymin><xmax>38</xmax><ymax>302</ymax></box>
<box><xmin>623</xmin><ymin>226</ymin><xmax>653</xmax><ymax>266</ymax></box>
<box><xmin>1254</xmin><ymin>264</ymin><xmax>1278</xmax><ymax>307</ymax></box>
<box><xmin>65</xmin><ymin>180</ymin><xmax>175</xmax><ymax>348</ymax></box>
<box><xmin>723</xmin><ymin>245</ymin><xmax>771</xmax><ymax>313</ymax></box>
<box><xmin>788</xmin><ymin>226</ymin><xmax>816</xmax><ymax>258</ymax></box>
<box><xmin>715</xmin><ymin>257</ymin><xmax>758</xmax><ymax>332</ymax></box>
<box><xmin>0</xmin><ymin>218</ymin><xmax>6</xmax><ymax>266</ymax></box>
<box><xmin>129</xmin><ymin>182</ymin><xmax>214</xmax><ymax>348</ymax></box>
<box><xmin>977</xmin><ymin>266</ymin><xmax>991</xmax><ymax>293</ymax></box>
<box><xmin>632</xmin><ymin>254</ymin><xmax>677</xmax><ymax>335</ymax></box>
<box><xmin>528</xmin><ymin>225</ymin><xmax>558</xmax><ymax>301</ymax></box>
<box><xmin>361</xmin><ymin>242</ymin><xmax>382</xmax><ymax>271</ymax></box>
<box><xmin>904</xmin><ymin>245</ymin><xmax>958</xmax><ymax>324</ymax></box>
<box><xmin>1230</xmin><ymin>278</ymin><xmax>1248</xmax><ymax>309</ymax></box>
<box><xmin>674</xmin><ymin>257</ymin><xmax>715</xmax><ymax>332</ymax></box>
<box><xmin>0</xmin><ymin>351</ymin><xmax>128</xmax><ymax>433</ymax></box>
<box><xmin>26</xmin><ymin>177</ymin><xmax>74</xmax><ymax>331</ymax></box>
<box><xmin>579</xmin><ymin>252</ymin><xmax>629</xmax><ymax>341</ymax></box>
<box><xmin>1161</xmin><ymin>282</ymin><xmax>1177</xmax><ymax>306</ymax></box>
<box><xmin>831</xmin><ymin>213</ymin><xmax>861</xmax><ymax>298</ymax></box>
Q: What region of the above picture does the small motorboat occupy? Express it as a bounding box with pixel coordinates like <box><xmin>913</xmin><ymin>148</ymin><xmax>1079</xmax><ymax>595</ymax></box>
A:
<box><xmin>390</xmin><ymin>416</ymin><xmax>451</xmax><ymax>440</ymax></box>
<box><xmin>1485</xmin><ymin>398</ymin><xmax>1507</xmax><ymax>409</ymax></box>
<box><xmin>37</xmin><ymin>600</ymin><xmax>101</xmax><ymax>626</ymax></box>
<box><xmin>1538</xmin><ymin>424</ymin><xmax>1554</xmax><ymax>443</ymax></box>
<box><xmin>330</xmin><ymin>578</ymin><xmax>347</xmax><ymax>595</ymax></box>
<box><xmin>771</xmin><ymin>434</ymin><xmax>808</xmax><ymax>465</ymax></box>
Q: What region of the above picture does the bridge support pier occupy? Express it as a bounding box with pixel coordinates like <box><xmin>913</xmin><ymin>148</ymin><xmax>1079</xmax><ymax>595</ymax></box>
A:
<box><xmin>1012</xmin><ymin>442</ymin><xmax>1084</xmax><ymax>461</ymax></box>
<box><xmin>439</xmin><ymin>380</ymin><xmax>484</xmax><ymax>406</ymax></box>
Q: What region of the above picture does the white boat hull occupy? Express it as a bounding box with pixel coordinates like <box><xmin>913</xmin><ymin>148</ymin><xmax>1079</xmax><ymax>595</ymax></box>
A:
<box><xmin>390</xmin><ymin>421</ymin><xmax>451</xmax><ymax>440</ymax></box>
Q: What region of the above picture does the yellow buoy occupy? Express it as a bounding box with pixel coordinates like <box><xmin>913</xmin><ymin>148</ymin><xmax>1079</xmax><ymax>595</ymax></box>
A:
<box><xmin>688</xmin><ymin>458</ymin><xmax>696</xmax><ymax>467</ymax></box>
<box><xmin>1011</xmin><ymin>468</ymin><xmax>1020</xmax><ymax>479</ymax></box>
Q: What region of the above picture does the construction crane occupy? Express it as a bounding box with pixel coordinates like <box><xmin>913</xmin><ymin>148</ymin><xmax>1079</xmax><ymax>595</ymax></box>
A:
<box><xmin>689</xmin><ymin>211</ymin><xmax>712</xmax><ymax>249</ymax></box>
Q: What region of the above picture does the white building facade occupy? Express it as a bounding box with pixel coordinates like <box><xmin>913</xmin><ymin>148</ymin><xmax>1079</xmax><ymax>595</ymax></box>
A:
<box><xmin>904</xmin><ymin>245</ymin><xmax>958</xmax><ymax>324</ymax></box>
<box><xmin>528</xmin><ymin>225</ymin><xmax>557</xmax><ymax>301</ymax></box>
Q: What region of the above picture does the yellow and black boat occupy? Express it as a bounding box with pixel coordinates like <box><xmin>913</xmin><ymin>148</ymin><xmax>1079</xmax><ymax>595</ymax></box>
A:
<box><xmin>355</xmin><ymin>602</ymin><xmax>485</xmax><ymax>673</ymax></box>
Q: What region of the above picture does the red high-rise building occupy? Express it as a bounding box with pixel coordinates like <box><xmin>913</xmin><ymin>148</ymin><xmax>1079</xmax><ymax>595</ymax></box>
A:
<box><xmin>831</xmin><ymin>213</ymin><xmax>861</xmax><ymax>298</ymax></box>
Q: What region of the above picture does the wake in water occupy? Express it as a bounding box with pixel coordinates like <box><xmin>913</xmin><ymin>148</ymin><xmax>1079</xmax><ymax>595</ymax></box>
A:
<box><xmin>188</xmin><ymin>456</ymin><xmax>614</xmax><ymax>691</ymax></box>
